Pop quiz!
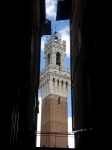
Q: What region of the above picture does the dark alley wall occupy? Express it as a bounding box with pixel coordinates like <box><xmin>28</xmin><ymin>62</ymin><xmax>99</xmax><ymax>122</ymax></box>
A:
<box><xmin>56</xmin><ymin>0</ymin><xmax>106</xmax><ymax>149</ymax></box>
<box><xmin>2</xmin><ymin>0</ymin><xmax>50</xmax><ymax>148</ymax></box>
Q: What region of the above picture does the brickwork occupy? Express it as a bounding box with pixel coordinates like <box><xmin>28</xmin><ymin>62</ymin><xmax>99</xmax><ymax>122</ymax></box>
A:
<box><xmin>40</xmin><ymin>94</ymin><xmax>68</xmax><ymax>147</ymax></box>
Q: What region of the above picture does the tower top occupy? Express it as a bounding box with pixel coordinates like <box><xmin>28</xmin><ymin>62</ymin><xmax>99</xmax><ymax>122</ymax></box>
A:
<box><xmin>50</xmin><ymin>31</ymin><xmax>61</xmax><ymax>41</ymax></box>
<box><xmin>40</xmin><ymin>31</ymin><xmax>70</xmax><ymax>99</ymax></box>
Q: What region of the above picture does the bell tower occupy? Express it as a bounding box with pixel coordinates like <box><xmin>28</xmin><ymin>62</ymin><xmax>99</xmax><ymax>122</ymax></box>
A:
<box><xmin>40</xmin><ymin>32</ymin><xmax>70</xmax><ymax>148</ymax></box>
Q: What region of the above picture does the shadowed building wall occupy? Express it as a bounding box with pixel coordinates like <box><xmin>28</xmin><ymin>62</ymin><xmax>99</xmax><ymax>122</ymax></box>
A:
<box><xmin>56</xmin><ymin>0</ymin><xmax>105</xmax><ymax>149</ymax></box>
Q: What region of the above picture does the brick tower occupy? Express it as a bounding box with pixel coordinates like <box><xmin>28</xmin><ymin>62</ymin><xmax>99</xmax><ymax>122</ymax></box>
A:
<box><xmin>39</xmin><ymin>32</ymin><xmax>70</xmax><ymax>148</ymax></box>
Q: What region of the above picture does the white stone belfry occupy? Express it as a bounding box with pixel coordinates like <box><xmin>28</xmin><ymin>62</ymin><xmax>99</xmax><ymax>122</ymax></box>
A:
<box><xmin>39</xmin><ymin>32</ymin><xmax>70</xmax><ymax>100</ymax></box>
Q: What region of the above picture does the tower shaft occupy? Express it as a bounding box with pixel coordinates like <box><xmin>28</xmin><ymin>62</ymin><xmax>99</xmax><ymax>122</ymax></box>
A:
<box><xmin>40</xmin><ymin>32</ymin><xmax>70</xmax><ymax>148</ymax></box>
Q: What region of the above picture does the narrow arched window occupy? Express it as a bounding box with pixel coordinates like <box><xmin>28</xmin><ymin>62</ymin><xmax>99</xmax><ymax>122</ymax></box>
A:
<box><xmin>61</xmin><ymin>80</ymin><xmax>63</xmax><ymax>87</ymax></box>
<box><xmin>56</xmin><ymin>52</ymin><xmax>61</xmax><ymax>66</ymax></box>
<box><xmin>66</xmin><ymin>81</ymin><xmax>68</xmax><ymax>86</ymax></box>
<box><xmin>58</xmin><ymin>97</ymin><xmax>60</xmax><ymax>104</ymax></box>
<box><xmin>66</xmin><ymin>81</ymin><xmax>68</xmax><ymax>89</ymax></box>
<box><xmin>48</xmin><ymin>53</ymin><xmax>50</xmax><ymax>65</ymax></box>
<box><xmin>53</xmin><ymin>78</ymin><xmax>55</xmax><ymax>85</ymax></box>
<box><xmin>57</xmin><ymin>79</ymin><xmax>59</xmax><ymax>86</ymax></box>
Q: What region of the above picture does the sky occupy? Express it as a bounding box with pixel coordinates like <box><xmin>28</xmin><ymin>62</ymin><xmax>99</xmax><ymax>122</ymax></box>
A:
<box><xmin>37</xmin><ymin>0</ymin><xmax>75</xmax><ymax>148</ymax></box>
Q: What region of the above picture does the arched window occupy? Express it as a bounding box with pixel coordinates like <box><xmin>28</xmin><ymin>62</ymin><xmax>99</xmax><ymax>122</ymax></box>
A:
<box><xmin>57</xmin><ymin>79</ymin><xmax>59</xmax><ymax>85</ymax></box>
<box><xmin>56</xmin><ymin>52</ymin><xmax>61</xmax><ymax>66</ymax></box>
<box><xmin>61</xmin><ymin>80</ymin><xmax>63</xmax><ymax>87</ymax></box>
<box><xmin>66</xmin><ymin>81</ymin><xmax>68</xmax><ymax>89</ymax></box>
<box><xmin>58</xmin><ymin>97</ymin><xmax>60</xmax><ymax>104</ymax></box>
<box><xmin>66</xmin><ymin>81</ymin><xmax>68</xmax><ymax>86</ymax></box>
<box><xmin>53</xmin><ymin>78</ymin><xmax>55</xmax><ymax>86</ymax></box>
<box><xmin>48</xmin><ymin>53</ymin><xmax>50</xmax><ymax>65</ymax></box>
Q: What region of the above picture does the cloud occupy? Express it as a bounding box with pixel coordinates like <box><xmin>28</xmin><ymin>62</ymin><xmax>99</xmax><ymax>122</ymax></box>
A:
<box><xmin>68</xmin><ymin>117</ymin><xmax>75</xmax><ymax>148</ymax></box>
<box><xmin>59</xmin><ymin>25</ymin><xmax>70</xmax><ymax>57</ymax></box>
<box><xmin>38</xmin><ymin>97</ymin><xmax>41</xmax><ymax>101</ymax></box>
<box><xmin>68</xmin><ymin>117</ymin><xmax>72</xmax><ymax>132</ymax></box>
<box><xmin>41</xmin><ymin>36</ymin><xmax>48</xmax><ymax>51</ymax></box>
<box><xmin>36</xmin><ymin>97</ymin><xmax>42</xmax><ymax>147</ymax></box>
<box><xmin>41</xmin><ymin>38</ymin><xmax>44</xmax><ymax>50</ymax></box>
<box><xmin>46</xmin><ymin>0</ymin><xmax>57</xmax><ymax>19</ymax></box>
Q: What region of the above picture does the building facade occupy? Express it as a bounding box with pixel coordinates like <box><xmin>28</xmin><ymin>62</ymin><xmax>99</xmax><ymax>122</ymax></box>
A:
<box><xmin>40</xmin><ymin>32</ymin><xmax>70</xmax><ymax>148</ymax></box>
